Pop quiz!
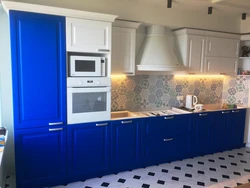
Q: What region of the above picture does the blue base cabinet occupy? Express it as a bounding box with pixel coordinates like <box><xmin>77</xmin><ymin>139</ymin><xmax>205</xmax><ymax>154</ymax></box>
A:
<box><xmin>192</xmin><ymin>112</ymin><xmax>211</xmax><ymax>156</ymax></box>
<box><xmin>111</xmin><ymin>118</ymin><xmax>141</xmax><ymax>172</ymax></box>
<box><xmin>210</xmin><ymin>110</ymin><xmax>230</xmax><ymax>153</ymax></box>
<box><xmin>15</xmin><ymin>126</ymin><xmax>67</xmax><ymax>188</ymax></box>
<box><xmin>142</xmin><ymin>115</ymin><xmax>192</xmax><ymax>166</ymax></box>
<box><xmin>67</xmin><ymin>122</ymin><xmax>110</xmax><ymax>182</ymax></box>
<box><xmin>228</xmin><ymin>109</ymin><xmax>246</xmax><ymax>149</ymax></box>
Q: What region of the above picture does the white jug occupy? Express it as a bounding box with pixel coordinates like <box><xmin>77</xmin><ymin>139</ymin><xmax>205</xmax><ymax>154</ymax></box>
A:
<box><xmin>185</xmin><ymin>95</ymin><xmax>198</xmax><ymax>109</ymax></box>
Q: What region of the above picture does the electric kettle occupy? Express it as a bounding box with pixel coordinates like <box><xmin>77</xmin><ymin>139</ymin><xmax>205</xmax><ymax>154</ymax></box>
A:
<box><xmin>185</xmin><ymin>95</ymin><xmax>198</xmax><ymax>109</ymax></box>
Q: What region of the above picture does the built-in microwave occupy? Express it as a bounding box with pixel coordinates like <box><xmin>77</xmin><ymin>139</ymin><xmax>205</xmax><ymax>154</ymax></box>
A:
<box><xmin>70</xmin><ymin>56</ymin><xmax>105</xmax><ymax>77</ymax></box>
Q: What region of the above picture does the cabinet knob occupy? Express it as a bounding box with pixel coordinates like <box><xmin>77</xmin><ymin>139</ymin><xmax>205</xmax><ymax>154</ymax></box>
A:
<box><xmin>121</xmin><ymin>120</ymin><xmax>132</xmax><ymax>124</ymax></box>
<box><xmin>232</xmin><ymin>110</ymin><xmax>239</xmax><ymax>113</ymax></box>
<box><xmin>164</xmin><ymin>116</ymin><xmax>174</xmax><ymax>120</ymax></box>
<box><xmin>199</xmin><ymin>113</ymin><xmax>208</xmax><ymax>116</ymax></box>
<box><xmin>49</xmin><ymin>122</ymin><xmax>63</xmax><ymax>126</ymax></box>
<box><xmin>222</xmin><ymin>111</ymin><xmax>230</xmax><ymax>114</ymax></box>
<box><xmin>163</xmin><ymin>138</ymin><xmax>174</xmax><ymax>142</ymax></box>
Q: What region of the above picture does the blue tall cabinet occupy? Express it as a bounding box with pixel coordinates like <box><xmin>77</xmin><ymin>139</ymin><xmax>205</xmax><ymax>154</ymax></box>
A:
<box><xmin>9</xmin><ymin>10</ymin><xmax>67</xmax><ymax>188</ymax></box>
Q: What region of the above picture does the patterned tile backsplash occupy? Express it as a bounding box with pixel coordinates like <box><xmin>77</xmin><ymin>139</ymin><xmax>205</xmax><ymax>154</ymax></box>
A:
<box><xmin>111</xmin><ymin>75</ymin><xmax>250</xmax><ymax>111</ymax></box>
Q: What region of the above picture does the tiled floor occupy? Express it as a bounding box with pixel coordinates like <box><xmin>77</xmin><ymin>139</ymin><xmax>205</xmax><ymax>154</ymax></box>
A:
<box><xmin>7</xmin><ymin>148</ymin><xmax>250</xmax><ymax>188</ymax></box>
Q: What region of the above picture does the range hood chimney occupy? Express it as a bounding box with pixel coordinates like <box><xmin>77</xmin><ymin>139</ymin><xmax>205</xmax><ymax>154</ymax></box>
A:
<box><xmin>137</xmin><ymin>25</ymin><xmax>184</xmax><ymax>71</ymax></box>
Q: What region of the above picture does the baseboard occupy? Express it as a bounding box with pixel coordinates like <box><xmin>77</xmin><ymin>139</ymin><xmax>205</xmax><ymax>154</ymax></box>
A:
<box><xmin>1</xmin><ymin>172</ymin><xmax>6</xmax><ymax>188</ymax></box>
<box><xmin>245</xmin><ymin>143</ymin><xmax>250</xmax><ymax>147</ymax></box>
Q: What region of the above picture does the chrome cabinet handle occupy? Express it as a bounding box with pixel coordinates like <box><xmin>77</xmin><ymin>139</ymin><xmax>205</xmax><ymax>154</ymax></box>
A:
<box><xmin>98</xmin><ymin>49</ymin><xmax>110</xmax><ymax>52</ymax></box>
<box><xmin>199</xmin><ymin>113</ymin><xmax>208</xmax><ymax>116</ymax></box>
<box><xmin>164</xmin><ymin>116</ymin><xmax>174</xmax><ymax>120</ymax></box>
<box><xmin>163</xmin><ymin>138</ymin><xmax>174</xmax><ymax>142</ymax></box>
<box><xmin>121</xmin><ymin>120</ymin><xmax>132</xmax><ymax>124</ymax></box>
<box><xmin>49</xmin><ymin>122</ymin><xmax>63</xmax><ymax>126</ymax></box>
<box><xmin>222</xmin><ymin>111</ymin><xmax>230</xmax><ymax>114</ymax></box>
<box><xmin>49</xmin><ymin>128</ymin><xmax>63</xmax><ymax>132</ymax></box>
<box><xmin>96</xmin><ymin>123</ymin><xmax>108</xmax><ymax>126</ymax></box>
<box><xmin>232</xmin><ymin>110</ymin><xmax>239</xmax><ymax>113</ymax></box>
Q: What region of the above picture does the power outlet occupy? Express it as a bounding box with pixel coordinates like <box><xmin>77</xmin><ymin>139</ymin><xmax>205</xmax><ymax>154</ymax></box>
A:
<box><xmin>176</xmin><ymin>96</ymin><xmax>184</xmax><ymax>100</ymax></box>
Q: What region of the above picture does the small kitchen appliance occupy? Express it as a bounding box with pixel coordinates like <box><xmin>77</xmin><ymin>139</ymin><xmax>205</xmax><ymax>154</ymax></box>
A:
<box><xmin>185</xmin><ymin>95</ymin><xmax>198</xmax><ymax>109</ymax></box>
<box><xmin>69</xmin><ymin>55</ymin><xmax>106</xmax><ymax>77</ymax></box>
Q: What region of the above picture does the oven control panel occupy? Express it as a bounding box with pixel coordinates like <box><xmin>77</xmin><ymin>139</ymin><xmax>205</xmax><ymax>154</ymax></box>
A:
<box><xmin>67</xmin><ymin>77</ymin><xmax>111</xmax><ymax>87</ymax></box>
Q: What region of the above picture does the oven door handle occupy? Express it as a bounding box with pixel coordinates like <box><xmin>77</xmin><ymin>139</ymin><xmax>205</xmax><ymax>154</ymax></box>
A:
<box><xmin>67</xmin><ymin>87</ymin><xmax>111</xmax><ymax>93</ymax></box>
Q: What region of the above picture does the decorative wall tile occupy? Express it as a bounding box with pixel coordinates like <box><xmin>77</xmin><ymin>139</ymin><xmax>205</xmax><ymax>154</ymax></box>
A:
<box><xmin>112</xmin><ymin>75</ymin><xmax>225</xmax><ymax>111</ymax></box>
<box><xmin>222</xmin><ymin>76</ymin><xmax>249</xmax><ymax>106</ymax></box>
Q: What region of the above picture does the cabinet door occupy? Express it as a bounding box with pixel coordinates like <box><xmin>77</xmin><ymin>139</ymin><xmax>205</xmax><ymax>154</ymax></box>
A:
<box><xmin>9</xmin><ymin>11</ymin><xmax>66</xmax><ymax>129</ymax></box>
<box><xmin>161</xmin><ymin>115</ymin><xmax>192</xmax><ymax>161</ymax></box>
<box><xmin>67</xmin><ymin>122</ymin><xmax>110</xmax><ymax>181</ymax></box>
<box><xmin>210</xmin><ymin>111</ymin><xmax>230</xmax><ymax>153</ymax></box>
<box><xmin>206</xmin><ymin>37</ymin><xmax>240</xmax><ymax>58</ymax></box>
<box><xmin>66</xmin><ymin>17</ymin><xmax>111</xmax><ymax>53</ymax></box>
<box><xmin>194</xmin><ymin>113</ymin><xmax>211</xmax><ymax>156</ymax></box>
<box><xmin>15</xmin><ymin>126</ymin><xmax>67</xmax><ymax>188</ymax></box>
<box><xmin>228</xmin><ymin>109</ymin><xmax>246</xmax><ymax>149</ymax></box>
<box><xmin>142</xmin><ymin>117</ymin><xmax>166</xmax><ymax>165</ymax></box>
<box><xmin>186</xmin><ymin>35</ymin><xmax>206</xmax><ymax>74</ymax></box>
<box><xmin>111</xmin><ymin>119</ymin><xmax>141</xmax><ymax>171</ymax></box>
<box><xmin>112</xmin><ymin>27</ymin><xmax>136</xmax><ymax>75</ymax></box>
<box><xmin>204</xmin><ymin>57</ymin><xmax>238</xmax><ymax>75</ymax></box>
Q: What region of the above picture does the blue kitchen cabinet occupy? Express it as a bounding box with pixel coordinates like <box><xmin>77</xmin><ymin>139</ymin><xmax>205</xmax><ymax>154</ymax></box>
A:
<box><xmin>193</xmin><ymin>112</ymin><xmax>211</xmax><ymax>156</ymax></box>
<box><xmin>111</xmin><ymin>118</ymin><xmax>141</xmax><ymax>172</ymax></box>
<box><xmin>67</xmin><ymin>122</ymin><xmax>110</xmax><ymax>182</ymax></box>
<box><xmin>9</xmin><ymin>10</ymin><xmax>66</xmax><ymax>129</ymax></box>
<box><xmin>210</xmin><ymin>110</ymin><xmax>230</xmax><ymax>153</ymax></box>
<box><xmin>15</xmin><ymin>126</ymin><xmax>67</xmax><ymax>188</ymax></box>
<box><xmin>142</xmin><ymin>115</ymin><xmax>192</xmax><ymax>166</ymax></box>
<box><xmin>228</xmin><ymin>109</ymin><xmax>246</xmax><ymax>149</ymax></box>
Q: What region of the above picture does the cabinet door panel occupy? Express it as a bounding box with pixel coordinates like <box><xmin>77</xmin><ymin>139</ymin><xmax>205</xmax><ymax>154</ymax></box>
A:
<box><xmin>210</xmin><ymin>111</ymin><xmax>229</xmax><ymax>153</ymax></box>
<box><xmin>228</xmin><ymin>109</ymin><xmax>246</xmax><ymax>149</ymax></box>
<box><xmin>194</xmin><ymin>113</ymin><xmax>211</xmax><ymax>156</ymax></box>
<box><xmin>10</xmin><ymin>11</ymin><xmax>66</xmax><ymax>129</ymax></box>
<box><xmin>187</xmin><ymin>35</ymin><xmax>205</xmax><ymax>73</ymax></box>
<box><xmin>206</xmin><ymin>37</ymin><xmax>239</xmax><ymax>57</ymax></box>
<box><xmin>112</xmin><ymin>27</ymin><xmax>135</xmax><ymax>75</ymax></box>
<box><xmin>205</xmin><ymin>57</ymin><xmax>238</xmax><ymax>75</ymax></box>
<box><xmin>111</xmin><ymin>119</ymin><xmax>140</xmax><ymax>170</ymax></box>
<box><xmin>15</xmin><ymin>126</ymin><xmax>66</xmax><ymax>188</ymax></box>
<box><xmin>68</xmin><ymin>122</ymin><xmax>110</xmax><ymax>180</ymax></box>
<box><xmin>66</xmin><ymin>18</ymin><xmax>111</xmax><ymax>53</ymax></box>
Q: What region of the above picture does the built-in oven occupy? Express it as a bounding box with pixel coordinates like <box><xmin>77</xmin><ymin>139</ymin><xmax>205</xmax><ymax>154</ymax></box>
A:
<box><xmin>67</xmin><ymin>77</ymin><xmax>111</xmax><ymax>124</ymax></box>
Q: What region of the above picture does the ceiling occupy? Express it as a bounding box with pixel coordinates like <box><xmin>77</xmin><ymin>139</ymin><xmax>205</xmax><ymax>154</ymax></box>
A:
<box><xmin>135</xmin><ymin>0</ymin><xmax>250</xmax><ymax>15</ymax></box>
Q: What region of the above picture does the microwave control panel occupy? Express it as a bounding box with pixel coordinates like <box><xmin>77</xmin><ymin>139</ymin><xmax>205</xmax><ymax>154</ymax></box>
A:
<box><xmin>67</xmin><ymin>77</ymin><xmax>111</xmax><ymax>87</ymax></box>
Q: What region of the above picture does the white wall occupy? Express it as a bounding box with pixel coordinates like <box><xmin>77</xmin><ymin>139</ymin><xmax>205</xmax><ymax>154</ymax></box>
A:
<box><xmin>241</xmin><ymin>19</ymin><xmax>250</xmax><ymax>33</ymax></box>
<box><xmin>10</xmin><ymin>0</ymin><xmax>241</xmax><ymax>33</ymax></box>
<box><xmin>0</xmin><ymin>6</ymin><xmax>15</xmax><ymax>174</ymax></box>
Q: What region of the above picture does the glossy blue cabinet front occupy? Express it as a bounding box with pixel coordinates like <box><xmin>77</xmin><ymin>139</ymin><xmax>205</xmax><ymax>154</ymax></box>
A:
<box><xmin>10</xmin><ymin>10</ymin><xmax>66</xmax><ymax>129</ymax></box>
<box><xmin>15</xmin><ymin>126</ymin><xmax>67</xmax><ymax>188</ymax></box>
<box><xmin>67</xmin><ymin>122</ymin><xmax>110</xmax><ymax>182</ymax></box>
<box><xmin>210</xmin><ymin>111</ymin><xmax>229</xmax><ymax>153</ymax></box>
<box><xmin>228</xmin><ymin>109</ymin><xmax>246</xmax><ymax>149</ymax></box>
<box><xmin>142</xmin><ymin>115</ymin><xmax>192</xmax><ymax>166</ymax></box>
<box><xmin>111</xmin><ymin>118</ymin><xmax>141</xmax><ymax>172</ymax></box>
<box><xmin>193</xmin><ymin>112</ymin><xmax>211</xmax><ymax>156</ymax></box>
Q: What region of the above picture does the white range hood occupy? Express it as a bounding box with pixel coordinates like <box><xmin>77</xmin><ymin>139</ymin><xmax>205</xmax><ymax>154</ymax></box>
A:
<box><xmin>137</xmin><ymin>25</ymin><xmax>184</xmax><ymax>71</ymax></box>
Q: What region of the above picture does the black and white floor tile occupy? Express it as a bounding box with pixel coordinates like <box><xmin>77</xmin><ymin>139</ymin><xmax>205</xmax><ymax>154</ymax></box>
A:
<box><xmin>7</xmin><ymin>148</ymin><xmax>250</xmax><ymax>188</ymax></box>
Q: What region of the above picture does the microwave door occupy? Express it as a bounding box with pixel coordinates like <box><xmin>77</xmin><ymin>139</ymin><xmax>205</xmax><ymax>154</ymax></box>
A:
<box><xmin>67</xmin><ymin>87</ymin><xmax>111</xmax><ymax>124</ymax></box>
<box><xmin>70</xmin><ymin>56</ymin><xmax>101</xmax><ymax>77</ymax></box>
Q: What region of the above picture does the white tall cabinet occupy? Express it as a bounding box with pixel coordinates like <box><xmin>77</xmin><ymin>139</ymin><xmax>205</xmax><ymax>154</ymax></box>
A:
<box><xmin>111</xmin><ymin>20</ymin><xmax>141</xmax><ymax>75</ymax></box>
<box><xmin>174</xmin><ymin>29</ymin><xmax>240</xmax><ymax>75</ymax></box>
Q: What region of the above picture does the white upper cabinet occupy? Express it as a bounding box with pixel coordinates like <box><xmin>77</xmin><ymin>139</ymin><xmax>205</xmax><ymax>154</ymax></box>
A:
<box><xmin>186</xmin><ymin>35</ymin><xmax>206</xmax><ymax>74</ymax></box>
<box><xmin>205</xmin><ymin>37</ymin><xmax>240</xmax><ymax>58</ymax></box>
<box><xmin>174</xmin><ymin>28</ymin><xmax>240</xmax><ymax>75</ymax></box>
<box><xmin>66</xmin><ymin>17</ymin><xmax>112</xmax><ymax>53</ymax></box>
<box><xmin>111</xmin><ymin>21</ymin><xmax>141</xmax><ymax>75</ymax></box>
<box><xmin>205</xmin><ymin>57</ymin><xmax>238</xmax><ymax>75</ymax></box>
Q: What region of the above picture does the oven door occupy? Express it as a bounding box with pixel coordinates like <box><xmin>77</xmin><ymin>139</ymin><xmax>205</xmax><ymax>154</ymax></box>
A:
<box><xmin>67</xmin><ymin>87</ymin><xmax>111</xmax><ymax>124</ymax></box>
<box><xmin>70</xmin><ymin>56</ymin><xmax>101</xmax><ymax>77</ymax></box>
